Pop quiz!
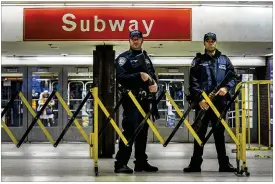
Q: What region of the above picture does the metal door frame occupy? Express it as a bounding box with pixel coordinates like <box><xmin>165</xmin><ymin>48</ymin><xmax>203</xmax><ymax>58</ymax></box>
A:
<box><xmin>62</xmin><ymin>66</ymin><xmax>93</xmax><ymax>142</ymax></box>
<box><xmin>1</xmin><ymin>67</ymin><xmax>28</xmax><ymax>142</ymax></box>
<box><xmin>27</xmin><ymin>66</ymin><xmax>63</xmax><ymax>142</ymax></box>
<box><xmin>152</xmin><ymin>67</ymin><xmax>189</xmax><ymax>143</ymax></box>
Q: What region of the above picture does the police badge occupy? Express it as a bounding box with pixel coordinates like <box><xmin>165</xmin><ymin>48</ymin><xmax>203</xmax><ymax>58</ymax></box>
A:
<box><xmin>118</xmin><ymin>57</ymin><xmax>127</xmax><ymax>66</ymax></box>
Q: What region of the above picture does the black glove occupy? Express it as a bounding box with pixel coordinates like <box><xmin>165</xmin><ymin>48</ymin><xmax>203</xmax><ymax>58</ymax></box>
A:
<box><xmin>152</xmin><ymin>99</ymin><xmax>160</xmax><ymax>120</ymax></box>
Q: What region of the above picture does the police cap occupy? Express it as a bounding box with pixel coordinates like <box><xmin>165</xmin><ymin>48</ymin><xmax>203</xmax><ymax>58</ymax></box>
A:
<box><xmin>130</xmin><ymin>30</ymin><xmax>143</xmax><ymax>39</ymax></box>
<box><xmin>204</xmin><ymin>32</ymin><xmax>217</xmax><ymax>41</ymax></box>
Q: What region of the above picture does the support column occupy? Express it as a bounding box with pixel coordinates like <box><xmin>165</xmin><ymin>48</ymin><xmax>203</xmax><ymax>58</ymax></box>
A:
<box><xmin>93</xmin><ymin>45</ymin><xmax>116</xmax><ymax>158</ymax></box>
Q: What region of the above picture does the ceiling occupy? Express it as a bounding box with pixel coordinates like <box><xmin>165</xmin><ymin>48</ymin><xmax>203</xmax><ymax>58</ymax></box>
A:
<box><xmin>1</xmin><ymin>41</ymin><xmax>273</xmax><ymax>57</ymax></box>
<box><xmin>1</xmin><ymin>1</ymin><xmax>272</xmax><ymax>6</ymax></box>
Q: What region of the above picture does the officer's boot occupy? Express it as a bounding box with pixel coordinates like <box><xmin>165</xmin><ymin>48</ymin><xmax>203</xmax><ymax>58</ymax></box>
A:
<box><xmin>218</xmin><ymin>156</ymin><xmax>237</xmax><ymax>172</ymax></box>
<box><xmin>114</xmin><ymin>161</ymin><xmax>133</xmax><ymax>174</ymax></box>
<box><xmin>134</xmin><ymin>160</ymin><xmax>159</xmax><ymax>172</ymax></box>
<box><xmin>183</xmin><ymin>156</ymin><xmax>203</xmax><ymax>172</ymax></box>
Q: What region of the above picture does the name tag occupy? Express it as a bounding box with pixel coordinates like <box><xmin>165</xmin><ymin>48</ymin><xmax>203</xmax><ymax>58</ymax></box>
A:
<box><xmin>219</xmin><ymin>64</ymin><xmax>226</xmax><ymax>70</ymax></box>
<box><xmin>199</xmin><ymin>63</ymin><xmax>209</xmax><ymax>66</ymax></box>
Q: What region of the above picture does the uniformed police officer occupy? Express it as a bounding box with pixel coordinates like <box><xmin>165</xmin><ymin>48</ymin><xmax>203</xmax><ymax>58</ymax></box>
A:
<box><xmin>114</xmin><ymin>30</ymin><xmax>159</xmax><ymax>174</ymax></box>
<box><xmin>184</xmin><ymin>32</ymin><xmax>237</xmax><ymax>172</ymax></box>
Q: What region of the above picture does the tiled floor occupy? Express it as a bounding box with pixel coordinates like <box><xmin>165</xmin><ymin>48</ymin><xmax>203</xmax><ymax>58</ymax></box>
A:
<box><xmin>1</xmin><ymin>143</ymin><xmax>273</xmax><ymax>182</ymax></box>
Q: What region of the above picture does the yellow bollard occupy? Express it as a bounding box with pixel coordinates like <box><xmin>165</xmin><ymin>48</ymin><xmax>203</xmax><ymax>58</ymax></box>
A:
<box><xmin>90</xmin><ymin>133</ymin><xmax>94</xmax><ymax>159</ymax></box>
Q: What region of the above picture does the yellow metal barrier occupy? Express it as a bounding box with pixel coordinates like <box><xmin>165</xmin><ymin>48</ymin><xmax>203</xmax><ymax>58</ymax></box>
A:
<box><xmin>254</xmin><ymin>154</ymin><xmax>272</xmax><ymax>158</ymax></box>
<box><xmin>1</xmin><ymin>120</ymin><xmax>18</xmax><ymax>145</ymax></box>
<box><xmin>247</xmin><ymin>83</ymin><xmax>251</xmax><ymax>149</ymax></box>
<box><xmin>202</xmin><ymin>92</ymin><xmax>240</xmax><ymax>146</ymax></box>
<box><xmin>90</xmin><ymin>89</ymin><xmax>128</xmax><ymax>146</ymax></box>
<box><xmin>1</xmin><ymin>91</ymin><xmax>55</xmax><ymax>145</ymax></box>
<box><xmin>88</xmin><ymin>81</ymin><xmax>272</xmax><ymax>176</ymax></box>
<box><xmin>202</xmin><ymin>90</ymin><xmax>250</xmax><ymax>176</ymax></box>
<box><xmin>55</xmin><ymin>92</ymin><xmax>90</xmax><ymax>144</ymax></box>
<box><xmin>165</xmin><ymin>91</ymin><xmax>203</xmax><ymax>146</ymax></box>
<box><xmin>128</xmin><ymin>91</ymin><xmax>165</xmax><ymax>145</ymax></box>
<box><xmin>97</xmin><ymin>98</ymin><xmax>128</xmax><ymax>146</ymax></box>
<box><xmin>2</xmin><ymin>90</ymin><xmax>94</xmax><ymax>146</ymax></box>
<box><xmin>127</xmin><ymin>90</ymin><xmax>203</xmax><ymax>146</ymax></box>
<box><xmin>235</xmin><ymin>80</ymin><xmax>272</xmax><ymax>152</ymax></box>
<box><xmin>233</xmin><ymin>80</ymin><xmax>272</xmax><ymax>175</ymax></box>
<box><xmin>19</xmin><ymin>92</ymin><xmax>56</xmax><ymax>145</ymax></box>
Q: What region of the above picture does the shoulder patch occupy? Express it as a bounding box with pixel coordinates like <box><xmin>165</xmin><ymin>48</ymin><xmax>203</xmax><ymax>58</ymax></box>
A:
<box><xmin>191</xmin><ymin>57</ymin><xmax>200</xmax><ymax>67</ymax></box>
<box><xmin>191</xmin><ymin>52</ymin><xmax>202</xmax><ymax>67</ymax></box>
<box><xmin>118</xmin><ymin>57</ymin><xmax>127</xmax><ymax>66</ymax></box>
<box><xmin>191</xmin><ymin>59</ymin><xmax>196</xmax><ymax>67</ymax></box>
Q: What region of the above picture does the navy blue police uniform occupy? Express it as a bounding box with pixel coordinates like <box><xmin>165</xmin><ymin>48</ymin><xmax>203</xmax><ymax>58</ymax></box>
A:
<box><xmin>184</xmin><ymin>33</ymin><xmax>237</xmax><ymax>173</ymax></box>
<box><xmin>114</xmin><ymin>30</ymin><xmax>159</xmax><ymax>174</ymax></box>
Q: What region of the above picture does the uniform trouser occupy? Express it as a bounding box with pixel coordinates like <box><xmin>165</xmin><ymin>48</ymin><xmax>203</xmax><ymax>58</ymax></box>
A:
<box><xmin>115</xmin><ymin>98</ymin><xmax>150</xmax><ymax>165</ymax></box>
<box><xmin>193</xmin><ymin>103</ymin><xmax>227</xmax><ymax>159</ymax></box>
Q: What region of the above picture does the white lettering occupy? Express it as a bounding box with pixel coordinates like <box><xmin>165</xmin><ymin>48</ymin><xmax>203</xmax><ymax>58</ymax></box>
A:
<box><xmin>129</xmin><ymin>20</ymin><xmax>138</xmax><ymax>31</ymax></box>
<box><xmin>62</xmin><ymin>13</ymin><xmax>77</xmax><ymax>31</ymax></box>
<box><xmin>61</xmin><ymin>15</ymin><xmax>155</xmax><ymax>36</ymax></box>
<box><xmin>109</xmin><ymin>20</ymin><xmax>125</xmax><ymax>31</ymax></box>
<box><xmin>142</xmin><ymin>20</ymin><xmax>154</xmax><ymax>37</ymax></box>
<box><xmin>80</xmin><ymin>20</ymin><xmax>90</xmax><ymax>32</ymax></box>
<box><xmin>94</xmin><ymin>16</ymin><xmax>105</xmax><ymax>32</ymax></box>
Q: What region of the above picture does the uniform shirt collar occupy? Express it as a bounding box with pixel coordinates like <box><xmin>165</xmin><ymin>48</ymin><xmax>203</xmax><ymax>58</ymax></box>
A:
<box><xmin>203</xmin><ymin>49</ymin><xmax>222</xmax><ymax>60</ymax></box>
<box><xmin>129</xmin><ymin>48</ymin><xmax>142</xmax><ymax>55</ymax></box>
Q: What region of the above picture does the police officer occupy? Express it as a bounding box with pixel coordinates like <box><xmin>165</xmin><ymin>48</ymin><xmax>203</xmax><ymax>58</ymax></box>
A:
<box><xmin>114</xmin><ymin>30</ymin><xmax>159</xmax><ymax>174</ymax></box>
<box><xmin>184</xmin><ymin>32</ymin><xmax>237</xmax><ymax>172</ymax></box>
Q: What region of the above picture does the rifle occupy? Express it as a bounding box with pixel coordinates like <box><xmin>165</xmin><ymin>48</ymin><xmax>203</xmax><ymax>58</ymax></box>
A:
<box><xmin>163</xmin><ymin>70</ymin><xmax>238</xmax><ymax>147</ymax></box>
<box><xmin>190</xmin><ymin>70</ymin><xmax>239</xmax><ymax>132</ymax></box>
<box><xmin>202</xmin><ymin>87</ymin><xmax>241</xmax><ymax>146</ymax></box>
<box><xmin>136</xmin><ymin>51</ymin><xmax>160</xmax><ymax>120</ymax></box>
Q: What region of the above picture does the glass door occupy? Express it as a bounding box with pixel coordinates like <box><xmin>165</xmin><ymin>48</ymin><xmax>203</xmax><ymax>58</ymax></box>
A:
<box><xmin>153</xmin><ymin>73</ymin><xmax>189</xmax><ymax>143</ymax></box>
<box><xmin>27</xmin><ymin>67</ymin><xmax>63</xmax><ymax>142</ymax></box>
<box><xmin>1</xmin><ymin>67</ymin><xmax>28</xmax><ymax>142</ymax></box>
<box><xmin>62</xmin><ymin>66</ymin><xmax>93</xmax><ymax>142</ymax></box>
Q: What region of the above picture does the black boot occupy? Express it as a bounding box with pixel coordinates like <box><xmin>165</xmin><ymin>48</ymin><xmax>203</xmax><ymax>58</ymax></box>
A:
<box><xmin>134</xmin><ymin>161</ymin><xmax>158</xmax><ymax>172</ymax></box>
<box><xmin>114</xmin><ymin>161</ymin><xmax>133</xmax><ymax>174</ymax></box>
<box><xmin>218</xmin><ymin>156</ymin><xmax>237</xmax><ymax>172</ymax></box>
<box><xmin>183</xmin><ymin>156</ymin><xmax>202</xmax><ymax>172</ymax></box>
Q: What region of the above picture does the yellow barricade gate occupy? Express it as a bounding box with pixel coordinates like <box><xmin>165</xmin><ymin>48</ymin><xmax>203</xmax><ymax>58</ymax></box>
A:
<box><xmin>1</xmin><ymin>90</ymin><xmax>55</xmax><ymax>146</ymax></box>
<box><xmin>234</xmin><ymin>80</ymin><xmax>273</xmax><ymax>162</ymax></box>
<box><xmin>1</xmin><ymin>89</ymin><xmax>95</xmax><ymax>147</ymax></box>
<box><xmin>90</xmin><ymin>82</ymin><xmax>249</xmax><ymax>177</ymax></box>
<box><xmin>89</xmin><ymin>87</ymin><xmax>130</xmax><ymax>176</ymax></box>
<box><xmin>4</xmin><ymin>79</ymin><xmax>271</xmax><ymax>177</ymax></box>
<box><xmin>126</xmin><ymin>90</ymin><xmax>203</xmax><ymax>147</ymax></box>
<box><xmin>1</xmin><ymin>88</ymin><xmax>130</xmax><ymax>177</ymax></box>
<box><xmin>88</xmin><ymin>87</ymin><xmax>204</xmax><ymax>176</ymax></box>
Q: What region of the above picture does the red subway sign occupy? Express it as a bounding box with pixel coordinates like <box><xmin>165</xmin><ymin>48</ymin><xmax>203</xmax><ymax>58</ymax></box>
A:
<box><xmin>23</xmin><ymin>8</ymin><xmax>192</xmax><ymax>41</ymax></box>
